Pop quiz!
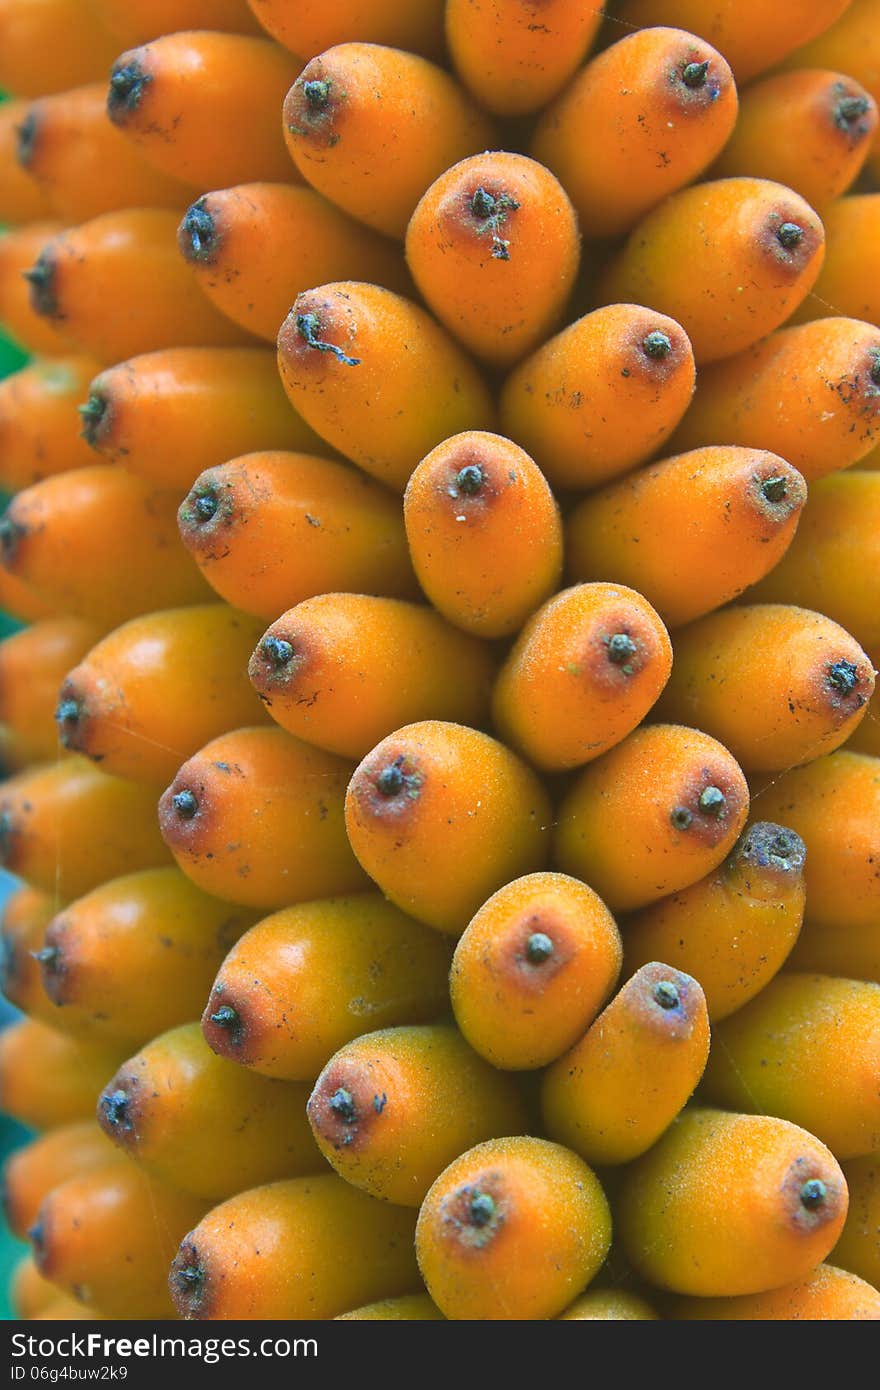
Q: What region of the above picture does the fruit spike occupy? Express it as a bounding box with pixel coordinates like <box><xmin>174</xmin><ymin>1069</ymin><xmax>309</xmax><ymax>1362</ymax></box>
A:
<box><xmin>4</xmin><ymin>0</ymin><xmax>874</xmax><ymax>1327</ymax></box>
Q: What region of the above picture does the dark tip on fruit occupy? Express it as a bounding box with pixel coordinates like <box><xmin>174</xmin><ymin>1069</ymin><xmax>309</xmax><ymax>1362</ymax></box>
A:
<box><xmin>469</xmin><ymin>186</ymin><xmax>519</xmax><ymax>261</ymax></box>
<box><xmin>77</xmin><ymin>393</ymin><xmax>107</xmax><ymax>445</ymax></box>
<box><xmin>606</xmin><ymin>633</ymin><xmax>637</xmax><ymax>666</ymax></box>
<box><xmin>55</xmin><ymin>698</ymin><xmax>81</xmax><ymax>734</ymax></box>
<box><xmin>28</xmin><ymin>1219</ymin><xmax>46</xmax><ymax>1259</ymax></box>
<box><xmin>170</xmin><ymin>1246</ymin><xmax>208</xmax><ymax>1312</ymax></box>
<box><xmin>15</xmin><ymin>111</ymin><xmax>38</xmax><ymax>168</ymax></box>
<box><xmin>0</xmin><ymin>812</ymin><xmax>12</xmax><ymax>865</ymax></box>
<box><xmin>642</xmin><ymin>330</ymin><xmax>672</xmax><ymax>359</ymax></box>
<box><xmin>179</xmin><ymin>481</ymin><xmax>230</xmax><ymax>541</ymax></box>
<box><xmin>699</xmin><ymin>786</ymin><xmax>726</xmax><ymax>817</ymax></box>
<box><xmin>261</xmin><ymin>635</ymin><xmax>294</xmax><ymax>668</ymax></box>
<box><xmin>206</xmin><ymin>1002</ymin><xmax>245</xmax><ymax>1051</ymax></box>
<box><xmin>31</xmin><ymin>944</ymin><xmax>59</xmax><ymax>971</ymax></box>
<box><xmin>652</xmin><ymin>980</ymin><xmax>680</xmax><ymax>1010</ymax></box>
<box><xmin>328</xmin><ymin>1087</ymin><xmax>357</xmax><ymax>1124</ymax></box>
<box><xmin>766</xmin><ymin>827</ymin><xmax>804</xmax><ymax>870</ymax></box>
<box><xmin>670</xmin><ymin>806</ymin><xmax>693</xmax><ymax>831</ymax></box>
<box><xmin>834</xmin><ymin>94</ymin><xmax>870</xmax><ymax>130</ymax></box>
<box><xmin>870</xmin><ymin>354</ymin><xmax>880</xmax><ymax>387</ymax></box>
<box><xmin>303</xmin><ymin>79</ymin><xmax>331</xmax><ymax>111</ymax></box>
<box><xmin>209</xmin><ymin>1003</ymin><xmax>239</xmax><ymax>1031</ymax></box>
<box><xmin>769</xmin><ymin>829</ymin><xmax>795</xmax><ymax>856</ymax></box>
<box><xmin>0</xmin><ymin>516</ymin><xmax>24</xmax><ymax>565</ymax></box>
<box><xmin>376</xmin><ymin>761</ymin><xmax>405</xmax><ymax>797</ymax></box>
<box><xmin>468</xmin><ymin>1191</ymin><xmax>496</xmax><ymax>1227</ymax></box>
<box><xmin>35</xmin><ymin>938</ymin><xmax>66</xmax><ymax>1002</ymax></box>
<box><xmin>737</xmin><ymin>821</ymin><xmax>806</xmax><ymax>875</ymax></box>
<box><xmin>0</xmin><ymin>936</ymin><xmax>13</xmax><ymax>993</ymax></box>
<box><xmin>107</xmin><ymin>60</ymin><xmax>151</xmax><ymax>117</ymax></box>
<box><xmin>681</xmin><ymin>60</ymin><xmax>709</xmax><ymax>88</ymax></box>
<box><xmin>799</xmin><ymin>1178</ymin><xmax>827</xmax><ymax>1211</ymax></box>
<box><xmin>456</xmin><ymin>464</ymin><xmax>484</xmax><ymax>496</ymax></box>
<box><xmin>191</xmin><ymin>487</ymin><xmax>219</xmax><ymax>523</ymax></box>
<box><xmin>366</xmin><ymin>752</ymin><xmax>422</xmax><ymax>809</ymax></box>
<box><xmin>761</xmin><ymin>476</ymin><xmax>788</xmax><ymax>503</ymax></box>
<box><xmin>172</xmin><ymin>789</ymin><xmax>199</xmax><ymax>820</ymax></box>
<box><xmin>525</xmin><ymin>931</ymin><xmax>554</xmax><ymax>964</ymax></box>
<box><xmin>827</xmin><ymin>659</ymin><xmax>860</xmax><ymax>695</ymax></box>
<box><xmin>296</xmin><ymin>311</ymin><xmax>360</xmax><ymax>367</ymax></box>
<box><xmin>175</xmin><ymin>1263</ymin><xmax>204</xmax><ymax>1292</ymax></box>
<box><xmin>99</xmin><ymin>1088</ymin><xmax>133</xmax><ymax>1133</ymax></box>
<box><xmin>471</xmin><ymin>187</ymin><xmax>498</xmax><ymax>220</ymax></box>
<box><xmin>776</xmin><ymin>222</ymin><xmax>804</xmax><ymax>249</ymax></box>
<box><xmin>180</xmin><ymin>201</ymin><xmax>217</xmax><ymax>263</ymax></box>
<box><xmin>471</xmin><ymin>186</ymin><xmax>520</xmax><ymax>221</ymax></box>
<box><xmin>22</xmin><ymin>252</ymin><xmax>57</xmax><ymax>317</ymax></box>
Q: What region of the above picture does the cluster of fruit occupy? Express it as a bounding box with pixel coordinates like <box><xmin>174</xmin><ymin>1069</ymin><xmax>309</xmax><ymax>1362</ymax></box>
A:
<box><xmin>1</xmin><ymin>0</ymin><xmax>879</xmax><ymax>1323</ymax></box>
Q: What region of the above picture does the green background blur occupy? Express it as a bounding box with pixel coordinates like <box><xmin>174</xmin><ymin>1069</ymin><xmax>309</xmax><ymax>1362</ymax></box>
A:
<box><xmin>2</xmin><ymin>94</ymin><xmax>40</xmax><ymax>1315</ymax></box>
